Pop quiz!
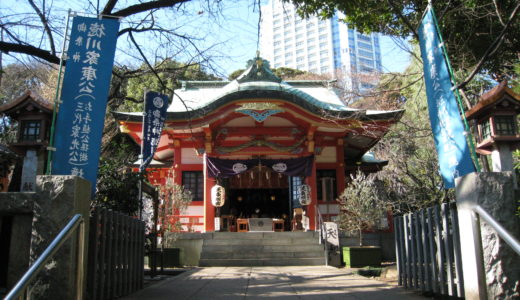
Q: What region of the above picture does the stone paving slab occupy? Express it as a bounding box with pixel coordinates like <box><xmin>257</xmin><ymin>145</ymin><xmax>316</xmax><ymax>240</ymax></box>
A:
<box><xmin>122</xmin><ymin>266</ymin><xmax>429</xmax><ymax>300</ymax></box>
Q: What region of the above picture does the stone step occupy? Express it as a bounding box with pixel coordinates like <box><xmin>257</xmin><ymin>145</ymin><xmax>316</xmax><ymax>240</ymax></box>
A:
<box><xmin>201</xmin><ymin>244</ymin><xmax>323</xmax><ymax>253</ymax></box>
<box><xmin>208</xmin><ymin>232</ymin><xmax>319</xmax><ymax>240</ymax></box>
<box><xmin>203</xmin><ymin>237</ymin><xmax>317</xmax><ymax>246</ymax></box>
<box><xmin>201</xmin><ymin>250</ymin><xmax>324</xmax><ymax>260</ymax></box>
<box><xmin>199</xmin><ymin>257</ymin><xmax>326</xmax><ymax>267</ymax></box>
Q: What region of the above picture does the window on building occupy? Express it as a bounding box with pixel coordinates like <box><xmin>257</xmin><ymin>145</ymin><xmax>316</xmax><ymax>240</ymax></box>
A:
<box><xmin>20</xmin><ymin>120</ymin><xmax>41</xmax><ymax>142</ymax></box>
<box><xmin>359</xmin><ymin>58</ymin><xmax>374</xmax><ymax>67</ymax></box>
<box><xmin>358</xmin><ymin>49</ymin><xmax>373</xmax><ymax>58</ymax></box>
<box><xmin>358</xmin><ymin>42</ymin><xmax>373</xmax><ymax>50</ymax></box>
<box><xmin>285</xmin><ymin>52</ymin><xmax>293</xmax><ymax>58</ymax></box>
<box><xmin>319</xmin><ymin>42</ymin><xmax>328</xmax><ymax>48</ymax></box>
<box><xmin>297</xmin><ymin>64</ymin><xmax>305</xmax><ymax>69</ymax></box>
<box><xmin>296</xmin><ymin>41</ymin><xmax>304</xmax><ymax>47</ymax></box>
<box><xmin>290</xmin><ymin>176</ymin><xmax>303</xmax><ymax>208</ymax></box>
<box><xmin>182</xmin><ymin>171</ymin><xmax>203</xmax><ymax>201</ymax></box>
<box><xmin>357</xmin><ymin>33</ymin><xmax>371</xmax><ymax>42</ymax></box>
<box><xmin>317</xmin><ymin>170</ymin><xmax>337</xmax><ymax>202</ymax></box>
<box><xmin>296</xmin><ymin>56</ymin><xmax>305</xmax><ymax>62</ymax></box>
<box><xmin>296</xmin><ymin>49</ymin><xmax>304</xmax><ymax>54</ymax></box>
<box><xmin>319</xmin><ymin>34</ymin><xmax>327</xmax><ymax>41</ymax></box>
<box><xmin>494</xmin><ymin>115</ymin><xmax>516</xmax><ymax>136</ymax></box>
<box><xmin>480</xmin><ymin>119</ymin><xmax>491</xmax><ymax>140</ymax></box>
<box><xmin>321</xmin><ymin>66</ymin><xmax>329</xmax><ymax>73</ymax></box>
<box><xmin>308</xmin><ymin>45</ymin><xmax>316</xmax><ymax>51</ymax></box>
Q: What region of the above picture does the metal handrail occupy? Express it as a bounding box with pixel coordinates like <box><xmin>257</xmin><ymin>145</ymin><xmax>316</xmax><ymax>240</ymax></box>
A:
<box><xmin>473</xmin><ymin>205</ymin><xmax>520</xmax><ymax>256</ymax></box>
<box><xmin>5</xmin><ymin>214</ymin><xmax>86</xmax><ymax>300</ymax></box>
<box><xmin>315</xmin><ymin>205</ymin><xmax>329</xmax><ymax>266</ymax></box>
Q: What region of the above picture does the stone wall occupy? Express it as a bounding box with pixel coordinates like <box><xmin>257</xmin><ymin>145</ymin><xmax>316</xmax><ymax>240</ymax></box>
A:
<box><xmin>28</xmin><ymin>175</ymin><xmax>91</xmax><ymax>300</ymax></box>
<box><xmin>456</xmin><ymin>172</ymin><xmax>520</xmax><ymax>299</ymax></box>
<box><xmin>0</xmin><ymin>192</ymin><xmax>35</xmax><ymax>290</ymax></box>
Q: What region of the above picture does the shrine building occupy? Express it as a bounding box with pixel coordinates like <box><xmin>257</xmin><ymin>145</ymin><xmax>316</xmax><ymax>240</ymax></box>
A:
<box><xmin>114</xmin><ymin>58</ymin><xmax>403</xmax><ymax>232</ymax></box>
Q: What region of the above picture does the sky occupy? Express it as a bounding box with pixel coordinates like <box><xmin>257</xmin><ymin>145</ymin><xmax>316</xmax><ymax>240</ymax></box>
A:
<box><xmin>1</xmin><ymin>0</ymin><xmax>410</xmax><ymax>77</ymax></box>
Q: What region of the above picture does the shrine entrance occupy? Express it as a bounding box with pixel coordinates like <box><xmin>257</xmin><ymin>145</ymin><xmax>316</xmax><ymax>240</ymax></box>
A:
<box><xmin>217</xmin><ymin>165</ymin><xmax>296</xmax><ymax>231</ymax></box>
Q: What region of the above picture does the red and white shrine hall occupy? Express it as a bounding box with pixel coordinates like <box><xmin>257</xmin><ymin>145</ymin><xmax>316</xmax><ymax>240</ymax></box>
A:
<box><xmin>114</xmin><ymin>58</ymin><xmax>403</xmax><ymax>232</ymax></box>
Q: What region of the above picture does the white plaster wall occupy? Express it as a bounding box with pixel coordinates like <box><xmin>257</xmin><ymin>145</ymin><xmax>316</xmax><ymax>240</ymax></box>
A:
<box><xmin>315</xmin><ymin>146</ymin><xmax>337</xmax><ymax>163</ymax></box>
<box><xmin>181</xmin><ymin>148</ymin><xmax>203</xmax><ymax>164</ymax></box>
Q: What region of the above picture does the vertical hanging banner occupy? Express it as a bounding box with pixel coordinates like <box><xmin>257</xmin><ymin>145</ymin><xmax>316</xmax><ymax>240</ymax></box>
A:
<box><xmin>52</xmin><ymin>16</ymin><xmax>120</xmax><ymax>196</ymax></box>
<box><xmin>418</xmin><ymin>7</ymin><xmax>475</xmax><ymax>188</ymax></box>
<box><xmin>140</xmin><ymin>91</ymin><xmax>169</xmax><ymax>172</ymax></box>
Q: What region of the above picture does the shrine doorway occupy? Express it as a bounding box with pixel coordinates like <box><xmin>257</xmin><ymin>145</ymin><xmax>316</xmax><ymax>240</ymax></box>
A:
<box><xmin>217</xmin><ymin>165</ymin><xmax>296</xmax><ymax>230</ymax></box>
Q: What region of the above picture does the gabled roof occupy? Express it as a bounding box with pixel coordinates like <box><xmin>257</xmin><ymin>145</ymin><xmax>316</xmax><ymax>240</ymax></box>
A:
<box><xmin>0</xmin><ymin>90</ymin><xmax>53</xmax><ymax>117</ymax></box>
<box><xmin>114</xmin><ymin>57</ymin><xmax>403</xmax><ymax>123</ymax></box>
<box><xmin>466</xmin><ymin>81</ymin><xmax>520</xmax><ymax>119</ymax></box>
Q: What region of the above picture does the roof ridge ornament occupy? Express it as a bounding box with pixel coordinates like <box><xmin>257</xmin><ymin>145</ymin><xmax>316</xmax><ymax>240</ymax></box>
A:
<box><xmin>236</xmin><ymin>56</ymin><xmax>282</xmax><ymax>84</ymax></box>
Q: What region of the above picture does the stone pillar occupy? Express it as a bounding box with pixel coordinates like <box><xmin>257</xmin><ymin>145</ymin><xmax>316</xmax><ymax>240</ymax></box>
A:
<box><xmin>30</xmin><ymin>175</ymin><xmax>91</xmax><ymax>300</ymax></box>
<box><xmin>455</xmin><ymin>172</ymin><xmax>520</xmax><ymax>300</ymax></box>
<box><xmin>20</xmin><ymin>149</ymin><xmax>38</xmax><ymax>192</ymax></box>
<box><xmin>491</xmin><ymin>143</ymin><xmax>514</xmax><ymax>172</ymax></box>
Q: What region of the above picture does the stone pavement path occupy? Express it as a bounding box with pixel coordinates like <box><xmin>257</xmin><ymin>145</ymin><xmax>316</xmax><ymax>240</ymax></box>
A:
<box><xmin>122</xmin><ymin>266</ymin><xmax>428</xmax><ymax>300</ymax></box>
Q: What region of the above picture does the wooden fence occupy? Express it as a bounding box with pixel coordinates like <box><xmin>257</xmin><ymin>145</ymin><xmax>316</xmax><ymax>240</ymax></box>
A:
<box><xmin>394</xmin><ymin>202</ymin><xmax>464</xmax><ymax>298</ymax></box>
<box><xmin>87</xmin><ymin>207</ymin><xmax>145</xmax><ymax>300</ymax></box>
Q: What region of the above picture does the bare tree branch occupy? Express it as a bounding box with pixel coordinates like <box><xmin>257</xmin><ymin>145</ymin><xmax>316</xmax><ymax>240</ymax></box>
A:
<box><xmin>27</xmin><ymin>0</ymin><xmax>56</xmax><ymax>55</ymax></box>
<box><xmin>102</xmin><ymin>0</ymin><xmax>119</xmax><ymax>15</ymax></box>
<box><xmin>111</xmin><ymin>0</ymin><xmax>190</xmax><ymax>18</ymax></box>
<box><xmin>0</xmin><ymin>41</ymin><xmax>59</xmax><ymax>64</ymax></box>
<box><xmin>455</xmin><ymin>1</ymin><xmax>520</xmax><ymax>91</ymax></box>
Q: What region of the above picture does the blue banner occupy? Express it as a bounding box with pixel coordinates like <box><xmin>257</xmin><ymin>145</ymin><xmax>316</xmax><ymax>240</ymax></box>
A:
<box><xmin>140</xmin><ymin>92</ymin><xmax>169</xmax><ymax>172</ymax></box>
<box><xmin>52</xmin><ymin>16</ymin><xmax>120</xmax><ymax>196</ymax></box>
<box><xmin>418</xmin><ymin>7</ymin><xmax>476</xmax><ymax>188</ymax></box>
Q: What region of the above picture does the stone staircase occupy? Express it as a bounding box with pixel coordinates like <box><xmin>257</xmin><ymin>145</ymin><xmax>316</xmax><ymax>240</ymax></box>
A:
<box><xmin>199</xmin><ymin>231</ymin><xmax>325</xmax><ymax>266</ymax></box>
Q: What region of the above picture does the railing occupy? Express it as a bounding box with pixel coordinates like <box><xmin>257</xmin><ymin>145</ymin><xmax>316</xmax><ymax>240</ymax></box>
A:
<box><xmin>315</xmin><ymin>205</ymin><xmax>329</xmax><ymax>266</ymax></box>
<box><xmin>394</xmin><ymin>203</ymin><xmax>464</xmax><ymax>298</ymax></box>
<box><xmin>87</xmin><ymin>207</ymin><xmax>145</xmax><ymax>300</ymax></box>
<box><xmin>4</xmin><ymin>214</ymin><xmax>85</xmax><ymax>300</ymax></box>
<box><xmin>472</xmin><ymin>204</ymin><xmax>520</xmax><ymax>255</ymax></box>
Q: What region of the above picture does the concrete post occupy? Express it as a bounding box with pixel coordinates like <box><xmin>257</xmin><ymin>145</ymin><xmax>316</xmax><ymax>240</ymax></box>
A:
<box><xmin>455</xmin><ymin>172</ymin><xmax>520</xmax><ymax>300</ymax></box>
<box><xmin>29</xmin><ymin>175</ymin><xmax>91</xmax><ymax>299</ymax></box>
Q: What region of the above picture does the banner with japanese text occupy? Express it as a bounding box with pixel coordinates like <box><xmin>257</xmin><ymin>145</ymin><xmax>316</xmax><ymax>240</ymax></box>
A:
<box><xmin>140</xmin><ymin>91</ymin><xmax>169</xmax><ymax>172</ymax></box>
<box><xmin>52</xmin><ymin>16</ymin><xmax>120</xmax><ymax>196</ymax></box>
<box><xmin>418</xmin><ymin>7</ymin><xmax>475</xmax><ymax>188</ymax></box>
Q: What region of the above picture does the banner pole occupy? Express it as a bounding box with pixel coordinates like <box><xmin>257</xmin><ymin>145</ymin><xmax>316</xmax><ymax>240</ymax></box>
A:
<box><xmin>429</xmin><ymin>5</ymin><xmax>481</xmax><ymax>172</ymax></box>
<box><xmin>46</xmin><ymin>9</ymin><xmax>72</xmax><ymax>174</ymax></box>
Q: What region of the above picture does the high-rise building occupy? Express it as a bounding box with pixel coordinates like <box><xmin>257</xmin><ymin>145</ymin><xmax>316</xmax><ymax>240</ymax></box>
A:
<box><xmin>260</xmin><ymin>0</ymin><xmax>382</xmax><ymax>93</ymax></box>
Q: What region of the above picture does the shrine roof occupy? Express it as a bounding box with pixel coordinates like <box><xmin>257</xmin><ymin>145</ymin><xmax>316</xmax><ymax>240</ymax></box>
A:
<box><xmin>0</xmin><ymin>90</ymin><xmax>53</xmax><ymax>117</ymax></box>
<box><xmin>465</xmin><ymin>81</ymin><xmax>520</xmax><ymax>119</ymax></box>
<box><xmin>114</xmin><ymin>57</ymin><xmax>403</xmax><ymax>122</ymax></box>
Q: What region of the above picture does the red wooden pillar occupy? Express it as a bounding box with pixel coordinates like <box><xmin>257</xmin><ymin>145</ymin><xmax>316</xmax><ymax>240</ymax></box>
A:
<box><xmin>203</xmin><ymin>153</ymin><xmax>215</xmax><ymax>232</ymax></box>
<box><xmin>172</xmin><ymin>142</ymin><xmax>182</xmax><ymax>185</ymax></box>
<box><xmin>306</xmin><ymin>157</ymin><xmax>318</xmax><ymax>230</ymax></box>
<box><xmin>336</xmin><ymin>139</ymin><xmax>346</xmax><ymax>195</ymax></box>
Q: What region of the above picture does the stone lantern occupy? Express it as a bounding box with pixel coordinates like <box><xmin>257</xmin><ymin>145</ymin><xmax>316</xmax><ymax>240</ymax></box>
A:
<box><xmin>465</xmin><ymin>82</ymin><xmax>520</xmax><ymax>171</ymax></box>
<box><xmin>0</xmin><ymin>91</ymin><xmax>53</xmax><ymax>191</ymax></box>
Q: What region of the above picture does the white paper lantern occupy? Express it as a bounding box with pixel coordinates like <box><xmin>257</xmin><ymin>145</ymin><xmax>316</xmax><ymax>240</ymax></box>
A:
<box><xmin>211</xmin><ymin>185</ymin><xmax>226</xmax><ymax>207</ymax></box>
<box><xmin>298</xmin><ymin>184</ymin><xmax>311</xmax><ymax>206</ymax></box>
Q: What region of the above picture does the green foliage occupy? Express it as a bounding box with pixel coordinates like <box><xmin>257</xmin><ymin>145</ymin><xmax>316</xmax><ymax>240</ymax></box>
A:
<box><xmin>121</xmin><ymin>59</ymin><xmax>220</xmax><ymax>112</ymax></box>
<box><xmin>93</xmin><ymin>134</ymin><xmax>141</xmax><ymax>215</ymax></box>
<box><xmin>287</xmin><ymin>0</ymin><xmax>520</xmax><ymax>78</ymax></box>
<box><xmin>0</xmin><ymin>62</ymin><xmax>56</xmax><ymax>104</ymax></box>
<box><xmin>366</xmin><ymin>47</ymin><xmax>453</xmax><ymax>213</ymax></box>
<box><xmin>337</xmin><ymin>170</ymin><xmax>386</xmax><ymax>246</ymax></box>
